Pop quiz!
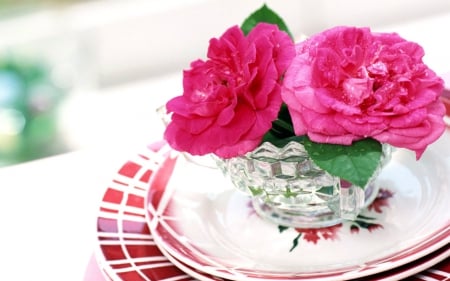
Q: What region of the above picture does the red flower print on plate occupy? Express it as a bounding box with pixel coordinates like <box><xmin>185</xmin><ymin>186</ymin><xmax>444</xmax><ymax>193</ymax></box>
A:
<box><xmin>283</xmin><ymin>188</ymin><xmax>393</xmax><ymax>251</ymax></box>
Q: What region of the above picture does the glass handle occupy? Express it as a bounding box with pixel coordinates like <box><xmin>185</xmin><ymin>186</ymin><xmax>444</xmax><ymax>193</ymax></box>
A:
<box><xmin>339</xmin><ymin>183</ymin><xmax>365</xmax><ymax>220</ymax></box>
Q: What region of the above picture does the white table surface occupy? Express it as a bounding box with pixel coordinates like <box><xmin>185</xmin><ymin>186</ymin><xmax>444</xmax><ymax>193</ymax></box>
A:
<box><xmin>0</xmin><ymin>144</ymin><xmax>154</xmax><ymax>281</ymax></box>
<box><xmin>1</xmin><ymin>11</ymin><xmax>450</xmax><ymax>281</ymax></box>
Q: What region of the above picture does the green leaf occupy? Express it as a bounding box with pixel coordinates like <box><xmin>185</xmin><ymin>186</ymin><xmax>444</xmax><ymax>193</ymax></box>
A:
<box><xmin>278</xmin><ymin>225</ymin><xmax>289</xmax><ymax>233</ymax></box>
<box><xmin>303</xmin><ymin>137</ymin><xmax>382</xmax><ymax>188</ymax></box>
<box><xmin>248</xmin><ymin>186</ymin><xmax>264</xmax><ymax>196</ymax></box>
<box><xmin>289</xmin><ymin>233</ymin><xmax>301</xmax><ymax>252</ymax></box>
<box><xmin>283</xmin><ymin>187</ymin><xmax>297</xmax><ymax>198</ymax></box>
<box><xmin>260</xmin><ymin>103</ymin><xmax>299</xmax><ymax>147</ymax></box>
<box><xmin>241</xmin><ymin>4</ymin><xmax>293</xmax><ymax>39</ymax></box>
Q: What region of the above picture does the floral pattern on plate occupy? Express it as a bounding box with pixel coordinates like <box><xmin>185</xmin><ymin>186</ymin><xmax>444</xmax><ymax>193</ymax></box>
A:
<box><xmin>281</xmin><ymin>188</ymin><xmax>393</xmax><ymax>251</ymax></box>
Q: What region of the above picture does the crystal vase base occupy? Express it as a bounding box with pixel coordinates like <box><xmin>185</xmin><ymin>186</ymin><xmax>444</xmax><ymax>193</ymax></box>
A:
<box><xmin>251</xmin><ymin>180</ymin><xmax>380</xmax><ymax>229</ymax></box>
<box><xmin>216</xmin><ymin>142</ymin><xmax>391</xmax><ymax>229</ymax></box>
<box><xmin>251</xmin><ymin>197</ymin><xmax>343</xmax><ymax>228</ymax></box>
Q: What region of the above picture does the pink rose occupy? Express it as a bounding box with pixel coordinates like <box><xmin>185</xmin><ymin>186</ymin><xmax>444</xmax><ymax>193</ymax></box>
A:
<box><xmin>282</xmin><ymin>26</ymin><xmax>445</xmax><ymax>158</ymax></box>
<box><xmin>164</xmin><ymin>23</ymin><xmax>295</xmax><ymax>158</ymax></box>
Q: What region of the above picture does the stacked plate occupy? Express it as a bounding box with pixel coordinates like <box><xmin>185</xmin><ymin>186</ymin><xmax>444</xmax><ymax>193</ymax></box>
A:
<box><xmin>95</xmin><ymin>135</ymin><xmax>450</xmax><ymax>281</ymax></box>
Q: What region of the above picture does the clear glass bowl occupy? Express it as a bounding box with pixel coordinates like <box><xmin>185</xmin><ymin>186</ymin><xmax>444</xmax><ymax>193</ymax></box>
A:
<box><xmin>216</xmin><ymin>141</ymin><xmax>392</xmax><ymax>228</ymax></box>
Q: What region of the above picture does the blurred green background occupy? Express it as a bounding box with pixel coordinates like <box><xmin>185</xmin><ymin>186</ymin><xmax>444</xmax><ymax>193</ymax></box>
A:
<box><xmin>0</xmin><ymin>0</ymin><xmax>83</xmax><ymax>167</ymax></box>
<box><xmin>0</xmin><ymin>56</ymin><xmax>67</xmax><ymax>167</ymax></box>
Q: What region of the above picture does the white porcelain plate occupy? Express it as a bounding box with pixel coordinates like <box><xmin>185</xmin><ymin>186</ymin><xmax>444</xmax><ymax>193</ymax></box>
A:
<box><xmin>146</xmin><ymin>132</ymin><xmax>450</xmax><ymax>281</ymax></box>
